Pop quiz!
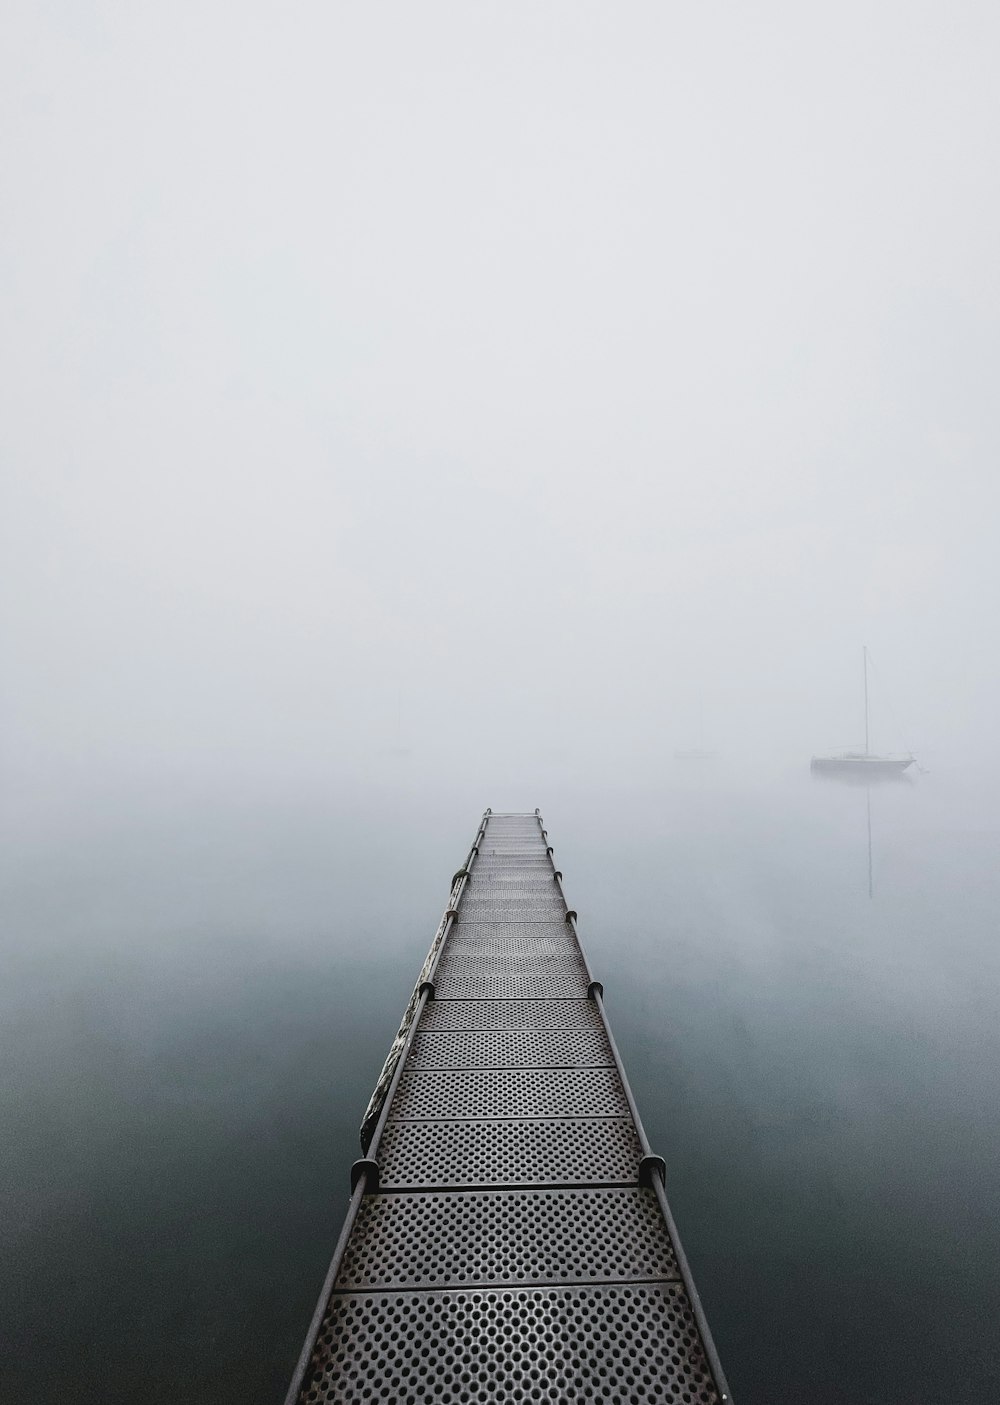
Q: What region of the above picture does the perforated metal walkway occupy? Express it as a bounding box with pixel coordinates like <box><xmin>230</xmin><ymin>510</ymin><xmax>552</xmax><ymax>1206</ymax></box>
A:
<box><xmin>285</xmin><ymin>811</ymin><xmax>732</xmax><ymax>1404</ymax></box>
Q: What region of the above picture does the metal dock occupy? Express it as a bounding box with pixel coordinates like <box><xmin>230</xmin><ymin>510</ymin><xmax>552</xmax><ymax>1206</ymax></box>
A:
<box><xmin>285</xmin><ymin>810</ymin><xmax>732</xmax><ymax>1403</ymax></box>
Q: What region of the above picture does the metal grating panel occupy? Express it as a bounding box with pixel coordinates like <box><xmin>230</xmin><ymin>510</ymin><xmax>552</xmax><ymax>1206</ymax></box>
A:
<box><xmin>337</xmin><ymin>1188</ymin><xmax>679</xmax><ymax>1289</ymax></box>
<box><xmin>468</xmin><ymin>874</ymin><xmax>557</xmax><ymax>886</ymax></box>
<box><xmin>461</xmin><ymin>889</ymin><xmax>561</xmax><ymax>899</ymax></box>
<box><xmin>474</xmin><ymin>843</ymin><xmax>547</xmax><ymax>854</ymax></box>
<box><xmin>477</xmin><ymin>842</ymin><xmax>546</xmax><ymax>850</ymax></box>
<box><xmin>471</xmin><ymin>872</ymin><xmax>553</xmax><ymax>882</ymax></box>
<box><xmin>479</xmin><ymin>830</ymin><xmax>543</xmax><ymax>837</ymax></box>
<box><xmin>452</xmin><ymin>921</ymin><xmax>571</xmax><ymax>940</ymax></box>
<box><xmin>456</xmin><ymin>905</ymin><xmax>566</xmax><ymax>924</ymax></box>
<box><xmin>466</xmin><ymin>882</ymin><xmax>558</xmax><ymax>893</ymax></box>
<box><xmin>474</xmin><ymin>854</ymin><xmax>548</xmax><ymax>863</ymax></box>
<box><xmin>434</xmin><ymin>970</ymin><xmax>590</xmax><ymax>999</ymax></box>
<box><xmin>473</xmin><ymin>862</ymin><xmax>548</xmax><ymax>869</ymax></box>
<box><xmin>418</xmin><ymin>999</ymin><xmax>603</xmax><ymax>1031</ymax></box>
<box><xmin>377</xmin><ymin>1117</ymin><xmax>644</xmax><ymax>1187</ymax></box>
<box><xmin>447</xmin><ymin>936</ymin><xmax>579</xmax><ymax>953</ymax></box>
<box><xmin>408</xmin><ymin>1027</ymin><xmax>612</xmax><ymax>1068</ymax></box>
<box><xmin>464</xmin><ymin>891</ymin><xmax>561</xmax><ymax>902</ymax></box>
<box><xmin>472</xmin><ymin>869</ymin><xmax>548</xmax><ymax>876</ymax></box>
<box><xmin>436</xmin><ymin>943</ymin><xmax>583</xmax><ymax>968</ymax></box>
<box><xmin>467</xmin><ymin>890</ymin><xmax>556</xmax><ymax>899</ymax></box>
<box><xmin>391</xmin><ymin>1067</ymin><xmax>628</xmax><ymax>1120</ymax></box>
<box><xmin>461</xmin><ymin>895</ymin><xmax>565</xmax><ymax>909</ymax></box>
<box><xmin>300</xmin><ymin>1284</ymin><xmax>721</xmax><ymax>1404</ymax></box>
<box><xmin>475</xmin><ymin>851</ymin><xmax>549</xmax><ymax>860</ymax></box>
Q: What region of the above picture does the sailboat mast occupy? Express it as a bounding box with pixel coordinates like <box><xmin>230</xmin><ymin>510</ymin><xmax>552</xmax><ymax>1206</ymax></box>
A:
<box><xmin>863</xmin><ymin>645</ymin><xmax>869</xmax><ymax>755</ymax></box>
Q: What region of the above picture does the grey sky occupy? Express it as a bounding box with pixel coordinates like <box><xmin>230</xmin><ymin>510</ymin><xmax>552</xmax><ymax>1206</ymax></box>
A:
<box><xmin>3</xmin><ymin>1</ymin><xmax>999</xmax><ymax>803</ymax></box>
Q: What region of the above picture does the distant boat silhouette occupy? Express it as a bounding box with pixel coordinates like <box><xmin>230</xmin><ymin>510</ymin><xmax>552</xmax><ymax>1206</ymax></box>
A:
<box><xmin>675</xmin><ymin>695</ymin><xmax>718</xmax><ymax>761</ymax></box>
<box><xmin>811</xmin><ymin>646</ymin><xmax>915</xmax><ymax>777</ymax></box>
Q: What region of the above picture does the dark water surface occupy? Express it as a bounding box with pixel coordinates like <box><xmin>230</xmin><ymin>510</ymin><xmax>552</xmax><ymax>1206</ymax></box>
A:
<box><xmin>3</xmin><ymin>770</ymin><xmax>999</xmax><ymax>1403</ymax></box>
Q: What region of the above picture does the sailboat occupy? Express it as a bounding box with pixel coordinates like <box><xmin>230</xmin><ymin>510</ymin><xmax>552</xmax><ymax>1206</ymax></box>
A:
<box><xmin>811</xmin><ymin>647</ymin><xmax>916</xmax><ymax>776</ymax></box>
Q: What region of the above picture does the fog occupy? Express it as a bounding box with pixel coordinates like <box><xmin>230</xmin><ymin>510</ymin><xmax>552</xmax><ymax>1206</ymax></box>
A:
<box><xmin>4</xmin><ymin>1</ymin><xmax>1000</xmax><ymax>815</ymax></box>
<box><xmin>3</xmin><ymin>5</ymin><xmax>1000</xmax><ymax>1403</ymax></box>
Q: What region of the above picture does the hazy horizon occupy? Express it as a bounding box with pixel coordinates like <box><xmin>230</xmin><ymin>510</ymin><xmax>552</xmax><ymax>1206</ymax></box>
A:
<box><xmin>4</xmin><ymin>1</ymin><xmax>999</xmax><ymax>814</ymax></box>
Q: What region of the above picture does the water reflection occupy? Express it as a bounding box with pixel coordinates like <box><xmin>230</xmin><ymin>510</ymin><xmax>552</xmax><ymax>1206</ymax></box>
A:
<box><xmin>3</xmin><ymin>776</ymin><xmax>999</xmax><ymax>1403</ymax></box>
<box><xmin>811</xmin><ymin>766</ymin><xmax>915</xmax><ymax>896</ymax></box>
<box><xmin>810</xmin><ymin>768</ymin><xmax>915</xmax><ymax>788</ymax></box>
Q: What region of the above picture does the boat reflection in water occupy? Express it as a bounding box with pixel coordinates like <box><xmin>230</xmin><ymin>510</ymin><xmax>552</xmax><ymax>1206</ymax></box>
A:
<box><xmin>811</xmin><ymin>762</ymin><xmax>912</xmax><ymax>897</ymax></box>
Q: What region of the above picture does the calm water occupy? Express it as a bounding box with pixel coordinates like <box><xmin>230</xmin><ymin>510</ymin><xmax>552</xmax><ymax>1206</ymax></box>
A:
<box><xmin>3</xmin><ymin>769</ymin><xmax>999</xmax><ymax>1403</ymax></box>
